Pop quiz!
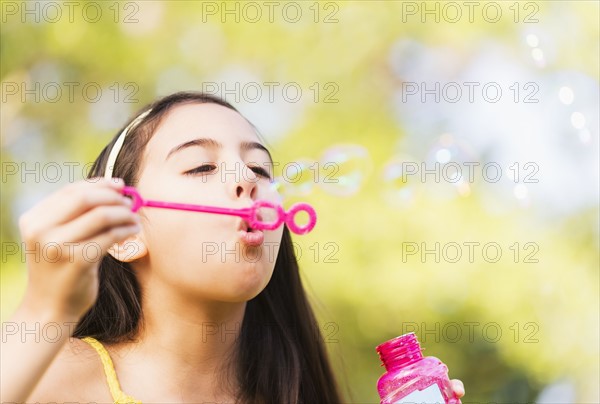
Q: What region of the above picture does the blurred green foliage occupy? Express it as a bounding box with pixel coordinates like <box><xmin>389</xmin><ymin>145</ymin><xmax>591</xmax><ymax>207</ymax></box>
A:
<box><xmin>1</xmin><ymin>1</ymin><xmax>598</xmax><ymax>402</ymax></box>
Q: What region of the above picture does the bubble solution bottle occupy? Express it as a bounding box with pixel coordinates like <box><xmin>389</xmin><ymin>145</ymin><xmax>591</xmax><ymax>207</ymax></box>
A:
<box><xmin>376</xmin><ymin>332</ymin><xmax>461</xmax><ymax>404</ymax></box>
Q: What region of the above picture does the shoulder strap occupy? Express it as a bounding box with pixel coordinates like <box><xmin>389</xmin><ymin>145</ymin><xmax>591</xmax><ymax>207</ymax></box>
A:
<box><xmin>80</xmin><ymin>337</ymin><xmax>142</xmax><ymax>404</ymax></box>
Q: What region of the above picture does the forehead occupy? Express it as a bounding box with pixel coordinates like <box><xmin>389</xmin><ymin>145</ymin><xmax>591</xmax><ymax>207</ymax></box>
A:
<box><xmin>145</xmin><ymin>102</ymin><xmax>263</xmax><ymax>160</ymax></box>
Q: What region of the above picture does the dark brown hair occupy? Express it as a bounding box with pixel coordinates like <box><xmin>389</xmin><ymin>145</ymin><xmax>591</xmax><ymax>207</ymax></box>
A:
<box><xmin>73</xmin><ymin>91</ymin><xmax>343</xmax><ymax>403</ymax></box>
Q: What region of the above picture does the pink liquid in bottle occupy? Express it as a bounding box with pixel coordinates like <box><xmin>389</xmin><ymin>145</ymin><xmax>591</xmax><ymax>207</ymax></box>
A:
<box><xmin>376</xmin><ymin>333</ymin><xmax>461</xmax><ymax>404</ymax></box>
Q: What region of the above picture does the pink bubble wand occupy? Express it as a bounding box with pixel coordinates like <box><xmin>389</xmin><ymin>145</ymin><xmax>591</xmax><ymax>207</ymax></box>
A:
<box><xmin>121</xmin><ymin>186</ymin><xmax>317</xmax><ymax>235</ymax></box>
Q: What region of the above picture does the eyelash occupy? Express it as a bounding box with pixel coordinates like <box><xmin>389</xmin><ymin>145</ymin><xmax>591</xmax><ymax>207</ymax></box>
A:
<box><xmin>184</xmin><ymin>164</ymin><xmax>272</xmax><ymax>179</ymax></box>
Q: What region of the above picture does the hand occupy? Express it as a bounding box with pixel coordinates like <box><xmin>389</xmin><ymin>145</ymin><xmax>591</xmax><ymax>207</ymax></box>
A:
<box><xmin>451</xmin><ymin>379</ymin><xmax>465</xmax><ymax>399</ymax></box>
<box><xmin>17</xmin><ymin>178</ymin><xmax>140</xmax><ymax>321</ymax></box>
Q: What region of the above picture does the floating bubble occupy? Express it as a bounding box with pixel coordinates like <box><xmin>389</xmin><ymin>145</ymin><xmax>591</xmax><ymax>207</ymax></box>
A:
<box><xmin>261</xmin><ymin>179</ymin><xmax>285</xmax><ymax>204</ymax></box>
<box><xmin>318</xmin><ymin>144</ymin><xmax>372</xmax><ymax>197</ymax></box>
<box><xmin>269</xmin><ymin>177</ymin><xmax>302</xmax><ymax>207</ymax></box>
<box><xmin>274</xmin><ymin>159</ymin><xmax>316</xmax><ymax>198</ymax></box>
<box><xmin>381</xmin><ymin>154</ymin><xmax>420</xmax><ymax>207</ymax></box>
<box><xmin>558</xmin><ymin>86</ymin><xmax>574</xmax><ymax>105</ymax></box>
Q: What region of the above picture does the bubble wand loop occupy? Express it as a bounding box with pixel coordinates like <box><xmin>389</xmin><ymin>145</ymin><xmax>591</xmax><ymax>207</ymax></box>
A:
<box><xmin>121</xmin><ymin>186</ymin><xmax>317</xmax><ymax>235</ymax></box>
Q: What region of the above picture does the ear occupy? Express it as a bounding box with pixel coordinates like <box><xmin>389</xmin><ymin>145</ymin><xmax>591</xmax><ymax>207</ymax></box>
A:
<box><xmin>107</xmin><ymin>232</ymin><xmax>148</xmax><ymax>263</ymax></box>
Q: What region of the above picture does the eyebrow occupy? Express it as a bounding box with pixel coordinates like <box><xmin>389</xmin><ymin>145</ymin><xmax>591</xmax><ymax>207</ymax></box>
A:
<box><xmin>166</xmin><ymin>137</ymin><xmax>273</xmax><ymax>163</ymax></box>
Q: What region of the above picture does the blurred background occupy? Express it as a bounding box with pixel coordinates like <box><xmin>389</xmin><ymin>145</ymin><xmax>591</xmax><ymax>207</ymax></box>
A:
<box><xmin>1</xmin><ymin>1</ymin><xmax>598</xmax><ymax>402</ymax></box>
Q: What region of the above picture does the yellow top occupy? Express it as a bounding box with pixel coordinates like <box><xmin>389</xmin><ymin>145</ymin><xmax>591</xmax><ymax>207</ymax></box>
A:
<box><xmin>81</xmin><ymin>337</ymin><xmax>142</xmax><ymax>404</ymax></box>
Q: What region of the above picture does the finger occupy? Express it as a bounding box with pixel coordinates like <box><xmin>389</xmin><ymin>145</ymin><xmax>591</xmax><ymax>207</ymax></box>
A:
<box><xmin>85</xmin><ymin>176</ymin><xmax>125</xmax><ymax>189</ymax></box>
<box><xmin>24</xmin><ymin>178</ymin><xmax>129</xmax><ymax>235</ymax></box>
<box><xmin>451</xmin><ymin>379</ymin><xmax>465</xmax><ymax>397</ymax></box>
<box><xmin>56</xmin><ymin>178</ymin><xmax>129</xmax><ymax>226</ymax></box>
<box><xmin>46</xmin><ymin>205</ymin><xmax>139</xmax><ymax>244</ymax></box>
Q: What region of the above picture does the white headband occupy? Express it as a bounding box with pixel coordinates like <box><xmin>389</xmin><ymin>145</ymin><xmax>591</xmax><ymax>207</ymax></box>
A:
<box><xmin>104</xmin><ymin>109</ymin><xmax>152</xmax><ymax>179</ymax></box>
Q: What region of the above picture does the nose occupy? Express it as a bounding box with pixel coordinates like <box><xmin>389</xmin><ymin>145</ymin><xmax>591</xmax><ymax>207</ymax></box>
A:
<box><xmin>228</xmin><ymin>160</ymin><xmax>259</xmax><ymax>201</ymax></box>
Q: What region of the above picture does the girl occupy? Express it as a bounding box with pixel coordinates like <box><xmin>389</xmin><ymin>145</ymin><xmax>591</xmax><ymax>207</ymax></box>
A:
<box><xmin>1</xmin><ymin>91</ymin><xmax>464</xmax><ymax>403</ymax></box>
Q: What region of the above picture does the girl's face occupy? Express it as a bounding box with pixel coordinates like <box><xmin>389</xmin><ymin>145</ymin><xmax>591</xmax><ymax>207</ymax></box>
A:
<box><xmin>133</xmin><ymin>103</ymin><xmax>284</xmax><ymax>302</ymax></box>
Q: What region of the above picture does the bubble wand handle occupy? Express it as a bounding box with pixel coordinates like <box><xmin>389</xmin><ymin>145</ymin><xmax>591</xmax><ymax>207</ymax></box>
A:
<box><xmin>121</xmin><ymin>186</ymin><xmax>316</xmax><ymax>235</ymax></box>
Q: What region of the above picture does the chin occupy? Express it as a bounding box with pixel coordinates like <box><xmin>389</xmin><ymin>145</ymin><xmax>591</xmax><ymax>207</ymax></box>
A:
<box><xmin>225</xmin><ymin>261</ymin><xmax>273</xmax><ymax>301</ymax></box>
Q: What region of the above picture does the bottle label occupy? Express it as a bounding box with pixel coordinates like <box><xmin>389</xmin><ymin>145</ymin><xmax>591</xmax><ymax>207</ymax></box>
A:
<box><xmin>394</xmin><ymin>383</ymin><xmax>445</xmax><ymax>404</ymax></box>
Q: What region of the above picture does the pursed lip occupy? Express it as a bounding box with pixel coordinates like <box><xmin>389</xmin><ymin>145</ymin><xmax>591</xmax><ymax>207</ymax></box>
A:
<box><xmin>236</xmin><ymin>211</ymin><xmax>264</xmax><ymax>233</ymax></box>
<box><xmin>238</xmin><ymin>227</ymin><xmax>264</xmax><ymax>246</ymax></box>
<box><xmin>237</xmin><ymin>215</ymin><xmax>265</xmax><ymax>246</ymax></box>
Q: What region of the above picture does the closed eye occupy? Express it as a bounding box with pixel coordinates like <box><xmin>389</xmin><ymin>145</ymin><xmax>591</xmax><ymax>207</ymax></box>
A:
<box><xmin>248</xmin><ymin>166</ymin><xmax>272</xmax><ymax>179</ymax></box>
<box><xmin>184</xmin><ymin>164</ymin><xmax>272</xmax><ymax>179</ymax></box>
<box><xmin>184</xmin><ymin>164</ymin><xmax>217</xmax><ymax>176</ymax></box>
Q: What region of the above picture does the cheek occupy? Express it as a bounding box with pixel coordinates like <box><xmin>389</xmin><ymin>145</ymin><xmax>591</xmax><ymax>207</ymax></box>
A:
<box><xmin>143</xmin><ymin>209</ymin><xmax>231</xmax><ymax>266</ymax></box>
<box><xmin>139</xmin><ymin>208</ymin><xmax>285</xmax><ymax>301</ymax></box>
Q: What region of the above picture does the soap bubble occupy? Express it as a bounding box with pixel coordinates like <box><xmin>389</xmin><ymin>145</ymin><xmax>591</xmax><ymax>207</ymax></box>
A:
<box><xmin>261</xmin><ymin>179</ymin><xmax>285</xmax><ymax>205</ymax></box>
<box><xmin>271</xmin><ymin>174</ymin><xmax>303</xmax><ymax>201</ymax></box>
<box><xmin>381</xmin><ymin>154</ymin><xmax>420</xmax><ymax>207</ymax></box>
<box><xmin>318</xmin><ymin>144</ymin><xmax>372</xmax><ymax>197</ymax></box>
<box><xmin>275</xmin><ymin>159</ymin><xmax>316</xmax><ymax>197</ymax></box>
